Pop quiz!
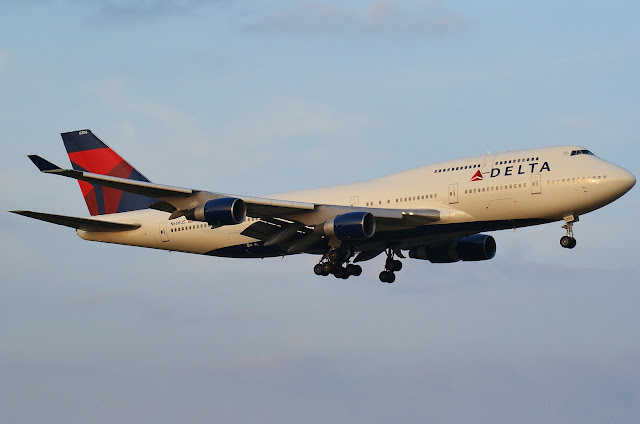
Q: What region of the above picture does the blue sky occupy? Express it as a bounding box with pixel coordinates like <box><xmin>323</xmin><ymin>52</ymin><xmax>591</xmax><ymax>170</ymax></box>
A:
<box><xmin>1</xmin><ymin>1</ymin><xmax>639</xmax><ymax>422</ymax></box>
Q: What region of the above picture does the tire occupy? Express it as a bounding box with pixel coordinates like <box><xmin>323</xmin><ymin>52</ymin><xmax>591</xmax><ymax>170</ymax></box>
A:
<box><xmin>379</xmin><ymin>271</ymin><xmax>389</xmax><ymax>283</ymax></box>
<box><xmin>347</xmin><ymin>264</ymin><xmax>362</xmax><ymax>276</ymax></box>
<box><xmin>387</xmin><ymin>272</ymin><xmax>396</xmax><ymax>283</ymax></box>
<box><xmin>328</xmin><ymin>250</ymin><xmax>342</xmax><ymax>262</ymax></box>
<box><xmin>334</xmin><ymin>268</ymin><xmax>347</xmax><ymax>279</ymax></box>
<box><xmin>392</xmin><ymin>260</ymin><xmax>403</xmax><ymax>272</ymax></box>
<box><xmin>314</xmin><ymin>264</ymin><xmax>324</xmax><ymax>276</ymax></box>
<box><xmin>322</xmin><ymin>262</ymin><xmax>333</xmax><ymax>275</ymax></box>
<box><xmin>560</xmin><ymin>236</ymin><xmax>573</xmax><ymax>249</ymax></box>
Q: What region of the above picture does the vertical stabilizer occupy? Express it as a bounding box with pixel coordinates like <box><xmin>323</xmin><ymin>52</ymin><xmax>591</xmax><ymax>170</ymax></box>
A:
<box><xmin>61</xmin><ymin>129</ymin><xmax>156</xmax><ymax>216</ymax></box>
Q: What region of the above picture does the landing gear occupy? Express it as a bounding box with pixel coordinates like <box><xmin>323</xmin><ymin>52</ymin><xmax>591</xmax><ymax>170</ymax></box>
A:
<box><xmin>560</xmin><ymin>215</ymin><xmax>579</xmax><ymax>249</ymax></box>
<box><xmin>379</xmin><ymin>270</ymin><xmax>396</xmax><ymax>283</ymax></box>
<box><xmin>313</xmin><ymin>248</ymin><xmax>362</xmax><ymax>279</ymax></box>
<box><xmin>560</xmin><ymin>235</ymin><xmax>577</xmax><ymax>249</ymax></box>
<box><xmin>313</xmin><ymin>247</ymin><xmax>402</xmax><ymax>282</ymax></box>
<box><xmin>378</xmin><ymin>249</ymin><xmax>403</xmax><ymax>283</ymax></box>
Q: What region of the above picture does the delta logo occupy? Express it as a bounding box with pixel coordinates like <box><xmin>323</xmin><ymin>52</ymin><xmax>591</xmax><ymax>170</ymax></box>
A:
<box><xmin>470</xmin><ymin>170</ymin><xmax>484</xmax><ymax>182</ymax></box>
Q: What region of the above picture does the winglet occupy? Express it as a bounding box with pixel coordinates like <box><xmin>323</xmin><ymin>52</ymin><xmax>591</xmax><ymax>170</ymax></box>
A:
<box><xmin>28</xmin><ymin>155</ymin><xmax>62</xmax><ymax>173</ymax></box>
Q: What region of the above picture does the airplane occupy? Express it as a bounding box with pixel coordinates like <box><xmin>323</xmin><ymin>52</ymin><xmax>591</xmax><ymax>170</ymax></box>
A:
<box><xmin>11</xmin><ymin>129</ymin><xmax>636</xmax><ymax>283</ymax></box>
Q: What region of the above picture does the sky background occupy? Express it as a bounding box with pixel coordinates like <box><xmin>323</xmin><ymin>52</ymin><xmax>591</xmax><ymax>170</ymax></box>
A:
<box><xmin>1</xmin><ymin>1</ymin><xmax>639</xmax><ymax>422</ymax></box>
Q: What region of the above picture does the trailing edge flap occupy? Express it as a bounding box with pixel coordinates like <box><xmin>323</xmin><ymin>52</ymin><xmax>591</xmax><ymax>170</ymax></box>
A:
<box><xmin>10</xmin><ymin>210</ymin><xmax>141</xmax><ymax>232</ymax></box>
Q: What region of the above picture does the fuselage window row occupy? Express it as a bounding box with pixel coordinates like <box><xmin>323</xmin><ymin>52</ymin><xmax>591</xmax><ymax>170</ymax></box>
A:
<box><xmin>435</xmin><ymin>164</ymin><xmax>481</xmax><ymax>173</ymax></box>
<box><xmin>547</xmin><ymin>175</ymin><xmax>606</xmax><ymax>185</ymax></box>
<box><xmin>365</xmin><ymin>194</ymin><xmax>438</xmax><ymax>207</ymax></box>
<box><xmin>464</xmin><ymin>183</ymin><xmax>527</xmax><ymax>194</ymax></box>
<box><xmin>433</xmin><ymin>157</ymin><xmax>542</xmax><ymax>174</ymax></box>
<box><xmin>170</xmin><ymin>223</ymin><xmax>212</xmax><ymax>233</ymax></box>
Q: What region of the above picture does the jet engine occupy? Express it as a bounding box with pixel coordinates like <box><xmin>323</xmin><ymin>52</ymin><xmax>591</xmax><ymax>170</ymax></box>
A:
<box><xmin>319</xmin><ymin>212</ymin><xmax>376</xmax><ymax>240</ymax></box>
<box><xmin>193</xmin><ymin>197</ymin><xmax>246</xmax><ymax>226</ymax></box>
<box><xmin>408</xmin><ymin>234</ymin><xmax>496</xmax><ymax>263</ymax></box>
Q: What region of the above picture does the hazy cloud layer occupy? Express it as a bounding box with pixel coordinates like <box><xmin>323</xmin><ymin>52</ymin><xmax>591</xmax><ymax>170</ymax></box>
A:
<box><xmin>246</xmin><ymin>1</ymin><xmax>465</xmax><ymax>35</ymax></box>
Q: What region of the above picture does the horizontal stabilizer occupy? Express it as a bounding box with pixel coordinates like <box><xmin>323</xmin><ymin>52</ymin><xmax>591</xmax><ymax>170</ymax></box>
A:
<box><xmin>27</xmin><ymin>154</ymin><xmax>193</xmax><ymax>198</ymax></box>
<box><xmin>28</xmin><ymin>155</ymin><xmax>62</xmax><ymax>172</ymax></box>
<box><xmin>9</xmin><ymin>210</ymin><xmax>141</xmax><ymax>232</ymax></box>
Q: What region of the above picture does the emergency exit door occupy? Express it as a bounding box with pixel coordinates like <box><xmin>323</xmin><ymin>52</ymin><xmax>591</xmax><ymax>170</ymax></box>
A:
<box><xmin>448</xmin><ymin>184</ymin><xmax>458</xmax><ymax>204</ymax></box>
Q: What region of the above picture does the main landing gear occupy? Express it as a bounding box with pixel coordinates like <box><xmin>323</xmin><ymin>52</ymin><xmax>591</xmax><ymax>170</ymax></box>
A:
<box><xmin>313</xmin><ymin>249</ymin><xmax>362</xmax><ymax>280</ymax></box>
<box><xmin>560</xmin><ymin>215</ymin><xmax>578</xmax><ymax>249</ymax></box>
<box><xmin>379</xmin><ymin>249</ymin><xmax>403</xmax><ymax>284</ymax></box>
<box><xmin>313</xmin><ymin>248</ymin><xmax>403</xmax><ymax>283</ymax></box>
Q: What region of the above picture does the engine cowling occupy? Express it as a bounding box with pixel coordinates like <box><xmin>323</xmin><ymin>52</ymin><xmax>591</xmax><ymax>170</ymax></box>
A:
<box><xmin>321</xmin><ymin>212</ymin><xmax>376</xmax><ymax>240</ymax></box>
<box><xmin>456</xmin><ymin>234</ymin><xmax>496</xmax><ymax>261</ymax></box>
<box><xmin>194</xmin><ymin>198</ymin><xmax>246</xmax><ymax>226</ymax></box>
<box><xmin>408</xmin><ymin>234</ymin><xmax>496</xmax><ymax>263</ymax></box>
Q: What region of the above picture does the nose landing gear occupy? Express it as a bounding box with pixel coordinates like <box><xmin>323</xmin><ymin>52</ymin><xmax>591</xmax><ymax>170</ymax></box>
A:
<box><xmin>560</xmin><ymin>215</ymin><xmax>578</xmax><ymax>249</ymax></box>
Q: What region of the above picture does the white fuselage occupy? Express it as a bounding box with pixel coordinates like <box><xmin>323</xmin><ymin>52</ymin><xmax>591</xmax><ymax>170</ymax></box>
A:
<box><xmin>77</xmin><ymin>145</ymin><xmax>635</xmax><ymax>256</ymax></box>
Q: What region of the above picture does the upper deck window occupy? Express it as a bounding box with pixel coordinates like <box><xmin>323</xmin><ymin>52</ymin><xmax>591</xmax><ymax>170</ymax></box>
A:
<box><xmin>571</xmin><ymin>149</ymin><xmax>594</xmax><ymax>156</ymax></box>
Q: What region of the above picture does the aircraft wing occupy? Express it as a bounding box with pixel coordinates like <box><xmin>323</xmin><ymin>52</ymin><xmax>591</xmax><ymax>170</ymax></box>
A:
<box><xmin>28</xmin><ymin>155</ymin><xmax>316</xmax><ymax>217</ymax></box>
<box><xmin>27</xmin><ymin>155</ymin><xmax>442</xmax><ymax>248</ymax></box>
<box><xmin>9</xmin><ymin>210</ymin><xmax>141</xmax><ymax>232</ymax></box>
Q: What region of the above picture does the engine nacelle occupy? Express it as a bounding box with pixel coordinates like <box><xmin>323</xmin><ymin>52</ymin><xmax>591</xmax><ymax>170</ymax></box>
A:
<box><xmin>456</xmin><ymin>234</ymin><xmax>496</xmax><ymax>261</ymax></box>
<box><xmin>194</xmin><ymin>197</ymin><xmax>246</xmax><ymax>226</ymax></box>
<box><xmin>408</xmin><ymin>234</ymin><xmax>496</xmax><ymax>263</ymax></box>
<box><xmin>321</xmin><ymin>212</ymin><xmax>376</xmax><ymax>240</ymax></box>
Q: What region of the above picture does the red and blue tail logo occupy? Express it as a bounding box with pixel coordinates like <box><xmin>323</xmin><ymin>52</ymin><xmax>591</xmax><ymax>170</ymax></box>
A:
<box><xmin>62</xmin><ymin>129</ymin><xmax>156</xmax><ymax>216</ymax></box>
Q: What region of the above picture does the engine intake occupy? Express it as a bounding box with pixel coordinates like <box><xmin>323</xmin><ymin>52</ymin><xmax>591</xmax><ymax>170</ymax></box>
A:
<box><xmin>194</xmin><ymin>197</ymin><xmax>246</xmax><ymax>226</ymax></box>
<box><xmin>320</xmin><ymin>212</ymin><xmax>376</xmax><ymax>240</ymax></box>
<box><xmin>408</xmin><ymin>234</ymin><xmax>496</xmax><ymax>263</ymax></box>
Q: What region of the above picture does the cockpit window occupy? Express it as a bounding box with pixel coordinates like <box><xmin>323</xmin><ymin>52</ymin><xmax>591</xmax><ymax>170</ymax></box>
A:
<box><xmin>571</xmin><ymin>149</ymin><xmax>594</xmax><ymax>156</ymax></box>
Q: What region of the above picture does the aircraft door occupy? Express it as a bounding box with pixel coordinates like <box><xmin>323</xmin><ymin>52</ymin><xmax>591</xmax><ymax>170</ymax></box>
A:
<box><xmin>349</xmin><ymin>196</ymin><xmax>359</xmax><ymax>207</ymax></box>
<box><xmin>482</xmin><ymin>155</ymin><xmax>496</xmax><ymax>175</ymax></box>
<box><xmin>160</xmin><ymin>222</ymin><xmax>169</xmax><ymax>242</ymax></box>
<box><xmin>531</xmin><ymin>174</ymin><xmax>541</xmax><ymax>194</ymax></box>
<box><xmin>448</xmin><ymin>183</ymin><xmax>458</xmax><ymax>204</ymax></box>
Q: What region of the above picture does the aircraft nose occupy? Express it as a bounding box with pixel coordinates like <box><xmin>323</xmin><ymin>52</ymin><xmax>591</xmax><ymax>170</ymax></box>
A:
<box><xmin>615</xmin><ymin>167</ymin><xmax>636</xmax><ymax>195</ymax></box>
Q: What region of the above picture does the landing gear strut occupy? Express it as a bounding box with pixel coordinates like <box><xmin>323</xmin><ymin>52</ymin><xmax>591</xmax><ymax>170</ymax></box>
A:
<box><xmin>560</xmin><ymin>215</ymin><xmax>578</xmax><ymax>249</ymax></box>
<box><xmin>379</xmin><ymin>249</ymin><xmax>403</xmax><ymax>283</ymax></box>
<box><xmin>313</xmin><ymin>248</ymin><xmax>362</xmax><ymax>279</ymax></box>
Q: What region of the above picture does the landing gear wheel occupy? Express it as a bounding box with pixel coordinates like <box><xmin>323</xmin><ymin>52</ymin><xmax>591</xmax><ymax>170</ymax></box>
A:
<box><xmin>314</xmin><ymin>264</ymin><xmax>324</xmax><ymax>276</ymax></box>
<box><xmin>391</xmin><ymin>259</ymin><xmax>403</xmax><ymax>272</ymax></box>
<box><xmin>328</xmin><ymin>250</ymin><xmax>343</xmax><ymax>262</ymax></box>
<box><xmin>560</xmin><ymin>236</ymin><xmax>576</xmax><ymax>249</ymax></box>
<box><xmin>379</xmin><ymin>270</ymin><xmax>395</xmax><ymax>283</ymax></box>
<box><xmin>334</xmin><ymin>267</ymin><xmax>349</xmax><ymax>279</ymax></box>
<box><xmin>321</xmin><ymin>262</ymin><xmax>334</xmax><ymax>275</ymax></box>
<box><xmin>346</xmin><ymin>264</ymin><xmax>362</xmax><ymax>276</ymax></box>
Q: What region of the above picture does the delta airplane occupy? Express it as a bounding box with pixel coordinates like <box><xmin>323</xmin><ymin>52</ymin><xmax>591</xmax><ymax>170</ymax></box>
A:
<box><xmin>11</xmin><ymin>130</ymin><xmax>636</xmax><ymax>283</ymax></box>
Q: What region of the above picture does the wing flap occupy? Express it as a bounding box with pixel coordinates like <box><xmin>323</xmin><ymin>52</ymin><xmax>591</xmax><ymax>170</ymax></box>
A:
<box><xmin>10</xmin><ymin>210</ymin><xmax>141</xmax><ymax>232</ymax></box>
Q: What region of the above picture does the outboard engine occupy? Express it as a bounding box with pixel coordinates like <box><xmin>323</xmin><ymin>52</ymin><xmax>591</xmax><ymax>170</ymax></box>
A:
<box><xmin>409</xmin><ymin>234</ymin><xmax>496</xmax><ymax>263</ymax></box>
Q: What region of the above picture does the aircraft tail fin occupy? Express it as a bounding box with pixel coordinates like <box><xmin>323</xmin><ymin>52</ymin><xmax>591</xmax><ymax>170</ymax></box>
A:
<box><xmin>61</xmin><ymin>129</ymin><xmax>156</xmax><ymax>216</ymax></box>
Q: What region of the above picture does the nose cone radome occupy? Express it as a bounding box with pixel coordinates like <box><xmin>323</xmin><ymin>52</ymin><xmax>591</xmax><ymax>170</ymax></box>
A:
<box><xmin>615</xmin><ymin>167</ymin><xmax>636</xmax><ymax>197</ymax></box>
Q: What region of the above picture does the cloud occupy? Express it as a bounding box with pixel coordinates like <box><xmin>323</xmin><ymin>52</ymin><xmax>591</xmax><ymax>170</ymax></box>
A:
<box><xmin>246</xmin><ymin>0</ymin><xmax>465</xmax><ymax>35</ymax></box>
